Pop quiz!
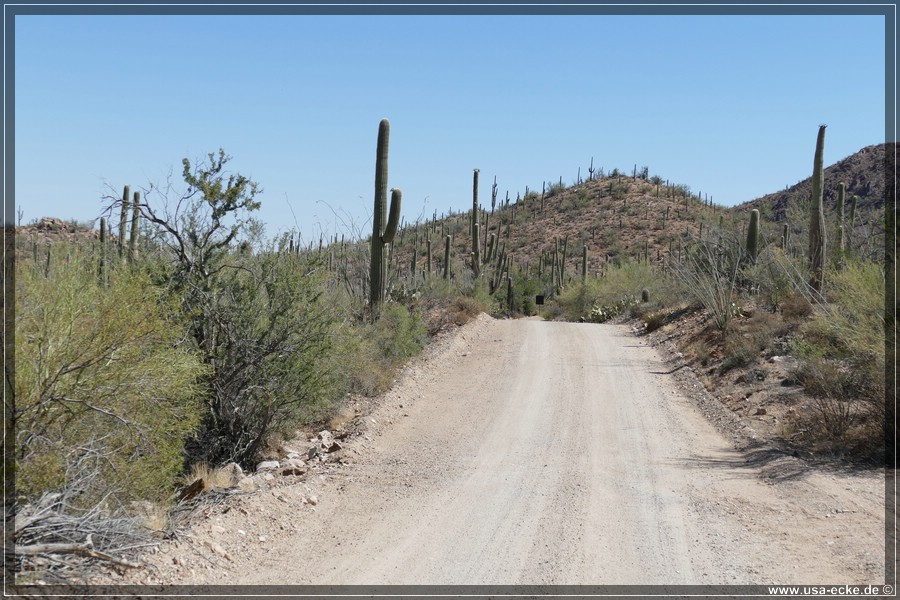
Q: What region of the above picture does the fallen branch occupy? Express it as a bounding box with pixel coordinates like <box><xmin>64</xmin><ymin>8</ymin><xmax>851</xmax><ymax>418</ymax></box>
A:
<box><xmin>13</xmin><ymin>535</ymin><xmax>143</xmax><ymax>570</ymax></box>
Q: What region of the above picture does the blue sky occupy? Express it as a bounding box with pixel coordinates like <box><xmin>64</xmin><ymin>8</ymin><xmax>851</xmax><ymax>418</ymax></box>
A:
<box><xmin>14</xmin><ymin>13</ymin><xmax>887</xmax><ymax>244</ymax></box>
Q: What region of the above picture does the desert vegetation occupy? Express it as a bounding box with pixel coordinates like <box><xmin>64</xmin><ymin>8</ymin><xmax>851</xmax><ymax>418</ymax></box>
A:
<box><xmin>9</xmin><ymin>121</ymin><xmax>891</xmax><ymax>582</ymax></box>
<box><xmin>545</xmin><ymin>126</ymin><xmax>890</xmax><ymax>466</ymax></box>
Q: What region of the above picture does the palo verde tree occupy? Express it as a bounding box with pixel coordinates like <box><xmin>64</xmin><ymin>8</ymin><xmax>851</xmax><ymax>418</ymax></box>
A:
<box><xmin>114</xmin><ymin>150</ymin><xmax>337</xmax><ymax>469</ymax></box>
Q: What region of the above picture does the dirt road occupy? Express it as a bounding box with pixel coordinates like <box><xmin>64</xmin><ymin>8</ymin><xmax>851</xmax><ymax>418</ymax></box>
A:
<box><xmin>136</xmin><ymin>315</ymin><xmax>886</xmax><ymax>586</ymax></box>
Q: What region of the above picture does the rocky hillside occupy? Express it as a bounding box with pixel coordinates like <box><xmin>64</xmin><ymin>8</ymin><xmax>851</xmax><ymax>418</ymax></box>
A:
<box><xmin>734</xmin><ymin>143</ymin><xmax>894</xmax><ymax>221</ymax></box>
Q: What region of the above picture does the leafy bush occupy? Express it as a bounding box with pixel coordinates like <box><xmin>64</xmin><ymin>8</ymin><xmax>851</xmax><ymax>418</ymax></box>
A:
<box><xmin>788</xmin><ymin>257</ymin><xmax>886</xmax><ymax>458</ymax></box>
<box><xmin>796</xmin><ymin>258</ymin><xmax>885</xmax><ymax>402</ymax></box>
<box><xmin>555</xmin><ymin>260</ymin><xmax>662</xmax><ymax>322</ymax></box>
<box><xmin>15</xmin><ymin>247</ymin><xmax>206</xmax><ymax>507</ymax></box>
<box><xmin>182</xmin><ymin>248</ymin><xmax>340</xmax><ymax>467</ymax></box>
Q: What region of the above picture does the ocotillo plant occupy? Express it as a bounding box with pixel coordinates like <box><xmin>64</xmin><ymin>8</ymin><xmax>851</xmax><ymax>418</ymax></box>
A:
<box><xmin>118</xmin><ymin>185</ymin><xmax>129</xmax><ymax>260</ymax></box>
<box><xmin>369</xmin><ymin>118</ymin><xmax>402</xmax><ymax>310</ymax></box>
<box><xmin>746</xmin><ymin>209</ymin><xmax>760</xmax><ymax>262</ymax></box>
<box><xmin>808</xmin><ymin>125</ymin><xmax>827</xmax><ymax>292</ymax></box>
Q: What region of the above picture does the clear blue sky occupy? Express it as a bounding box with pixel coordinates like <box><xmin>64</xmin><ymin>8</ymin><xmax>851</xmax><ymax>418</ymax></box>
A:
<box><xmin>14</xmin><ymin>13</ymin><xmax>887</xmax><ymax>244</ymax></box>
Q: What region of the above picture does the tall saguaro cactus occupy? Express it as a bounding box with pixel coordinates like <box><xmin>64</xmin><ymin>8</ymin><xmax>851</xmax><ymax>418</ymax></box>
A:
<box><xmin>491</xmin><ymin>175</ymin><xmax>498</xmax><ymax>214</ymax></box>
<box><xmin>473</xmin><ymin>223</ymin><xmax>481</xmax><ymax>276</ymax></box>
<box><xmin>369</xmin><ymin>119</ymin><xmax>402</xmax><ymax>311</ymax></box>
<box><xmin>128</xmin><ymin>191</ymin><xmax>141</xmax><ymax>263</ymax></box>
<box><xmin>98</xmin><ymin>216</ymin><xmax>107</xmax><ymax>286</ymax></box>
<box><xmin>118</xmin><ymin>185</ymin><xmax>130</xmax><ymax>260</ymax></box>
<box><xmin>837</xmin><ymin>181</ymin><xmax>846</xmax><ymax>253</ymax></box>
<box><xmin>472</xmin><ymin>169</ymin><xmax>479</xmax><ymax>258</ymax></box>
<box><xmin>581</xmin><ymin>245</ymin><xmax>588</xmax><ymax>282</ymax></box>
<box><xmin>746</xmin><ymin>209</ymin><xmax>760</xmax><ymax>262</ymax></box>
<box><xmin>808</xmin><ymin>125</ymin><xmax>827</xmax><ymax>292</ymax></box>
<box><xmin>443</xmin><ymin>234</ymin><xmax>452</xmax><ymax>281</ymax></box>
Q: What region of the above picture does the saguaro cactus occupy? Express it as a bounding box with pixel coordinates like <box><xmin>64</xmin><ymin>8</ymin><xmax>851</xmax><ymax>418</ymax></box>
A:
<box><xmin>444</xmin><ymin>234</ymin><xmax>452</xmax><ymax>281</ymax></box>
<box><xmin>472</xmin><ymin>169</ymin><xmax>479</xmax><ymax>257</ymax></box>
<box><xmin>369</xmin><ymin>118</ymin><xmax>402</xmax><ymax>310</ymax></box>
<box><xmin>473</xmin><ymin>223</ymin><xmax>481</xmax><ymax>276</ymax></box>
<box><xmin>837</xmin><ymin>182</ymin><xmax>846</xmax><ymax>253</ymax></box>
<box><xmin>491</xmin><ymin>175</ymin><xmax>498</xmax><ymax>214</ymax></box>
<box><xmin>118</xmin><ymin>185</ymin><xmax>130</xmax><ymax>260</ymax></box>
<box><xmin>581</xmin><ymin>245</ymin><xmax>588</xmax><ymax>282</ymax></box>
<box><xmin>808</xmin><ymin>125</ymin><xmax>827</xmax><ymax>292</ymax></box>
<box><xmin>128</xmin><ymin>191</ymin><xmax>140</xmax><ymax>263</ymax></box>
<box><xmin>746</xmin><ymin>209</ymin><xmax>760</xmax><ymax>261</ymax></box>
<box><xmin>98</xmin><ymin>217</ymin><xmax>108</xmax><ymax>286</ymax></box>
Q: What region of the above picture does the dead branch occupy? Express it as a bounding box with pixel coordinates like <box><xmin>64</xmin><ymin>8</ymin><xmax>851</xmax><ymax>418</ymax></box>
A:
<box><xmin>13</xmin><ymin>535</ymin><xmax>143</xmax><ymax>570</ymax></box>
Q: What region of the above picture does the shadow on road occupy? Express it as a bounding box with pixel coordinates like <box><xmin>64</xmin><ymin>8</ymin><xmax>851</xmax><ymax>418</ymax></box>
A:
<box><xmin>679</xmin><ymin>442</ymin><xmax>813</xmax><ymax>482</ymax></box>
<box><xmin>679</xmin><ymin>441</ymin><xmax>882</xmax><ymax>482</ymax></box>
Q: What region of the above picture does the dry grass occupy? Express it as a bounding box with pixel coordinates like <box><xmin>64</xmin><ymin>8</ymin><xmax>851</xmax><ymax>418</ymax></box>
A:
<box><xmin>182</xmin><ymin>462</ymin><xmax>237</xmax><ymax>493</ymax></box>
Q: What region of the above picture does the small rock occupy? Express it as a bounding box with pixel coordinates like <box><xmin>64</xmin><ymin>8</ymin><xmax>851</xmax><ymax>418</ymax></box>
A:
<box><xmin>262</xmin><ymin>472</ymin><xmax>275</xmax><ymax>481</ymax></box>
<box><xmin>237</xmin><ymin>477</ymin><xmax>257</xmax><ymax>493</ymax></box>
<box><xmin>281</xmin><ymin>466</ymin><xmax>306</xmax><ymax>477</ymax></box>
<box><xmin>258</xmin><ymin>536</ymin><xmax>267</xmax><ymax>542</ymax></box>
<box><xmin>203</xmin><ymin>539</ymin><xmax>233</xmax><ymax>561</ymax></box>
<box><xmin>220</xmin><ymin>462</ymin><xmax>244</xmax><ymax>487</ymax></box>
<box><xmin>307</xmin><ymin>495</ymin><xmax>318</xmax><ymax>506</ymax></box>
<box><xmin>754</xmin><ymin>407</ymin><xmax>767</xmax><ymax>416</ymax></box>
<box><xmin>256</xmin><ymin>460</ymin><xmax>280</xmax><ymax>471</ymax></box>
<box><xmin>307</xmin><ymin>447</ymin><xmax>319</xmax><ymax>460</ymax></box>
<box><xmin>323</xmin><ymin>440</ymin><xmax>343</xmax><ymax>453</ymax></box>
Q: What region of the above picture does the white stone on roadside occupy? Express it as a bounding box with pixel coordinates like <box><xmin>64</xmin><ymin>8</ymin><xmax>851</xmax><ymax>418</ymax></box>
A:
<box><xmin>203</xmin><ymin>539</ymin><xmax>233</xmax><ymax>561</ymax></box>
<box><xmin>237</xmin><ymin>477</ymin><xmax>257</xmax><ymax>492</ymax></box>
<box><xmin>256</xmin><ymin>460</ymin><xmax>280</xmax><ymax>471</ymax></box>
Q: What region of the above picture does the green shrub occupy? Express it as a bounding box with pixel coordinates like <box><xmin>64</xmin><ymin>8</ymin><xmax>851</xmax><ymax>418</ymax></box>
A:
<box><xmin>375</xmin><ymin>303</ymin><xmax>428</xmax><ymax>364</ymax></box>
<box><xmin>797</xmin><ymin>258</ymin><xmax>885</xmax><ymax>402</ymax></box>
<box><xmin>555</xmin><ymin>260</ymin><xmax>664</xmax><ymax>322</ymax></box>
<box><xmin>15</xmin><ymin>247</ymin><xmax>206</xmax><ymax>507</ymax></box>
<box><xmin>183</xmin><ymin>248</ymin><xmax>340</xmax><ymax>467</ymax></box>
<box><xmin>788</xmin><ymin>257</ymin><xmax>886</xmax><ymax>459</ymax></box>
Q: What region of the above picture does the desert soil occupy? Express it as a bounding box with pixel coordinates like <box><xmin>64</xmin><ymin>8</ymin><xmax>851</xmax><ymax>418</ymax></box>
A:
<box><xmin>117</xmin><ymin>314</ymin><xmax>886</xmax><ymax>586</ymax></box>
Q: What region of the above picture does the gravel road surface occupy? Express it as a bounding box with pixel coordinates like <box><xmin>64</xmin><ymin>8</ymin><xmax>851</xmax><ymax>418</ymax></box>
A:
<box><xmin>133</xmin><ymin>315</ymin><xmax>886</xmax><ymax>586</ymax></box>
